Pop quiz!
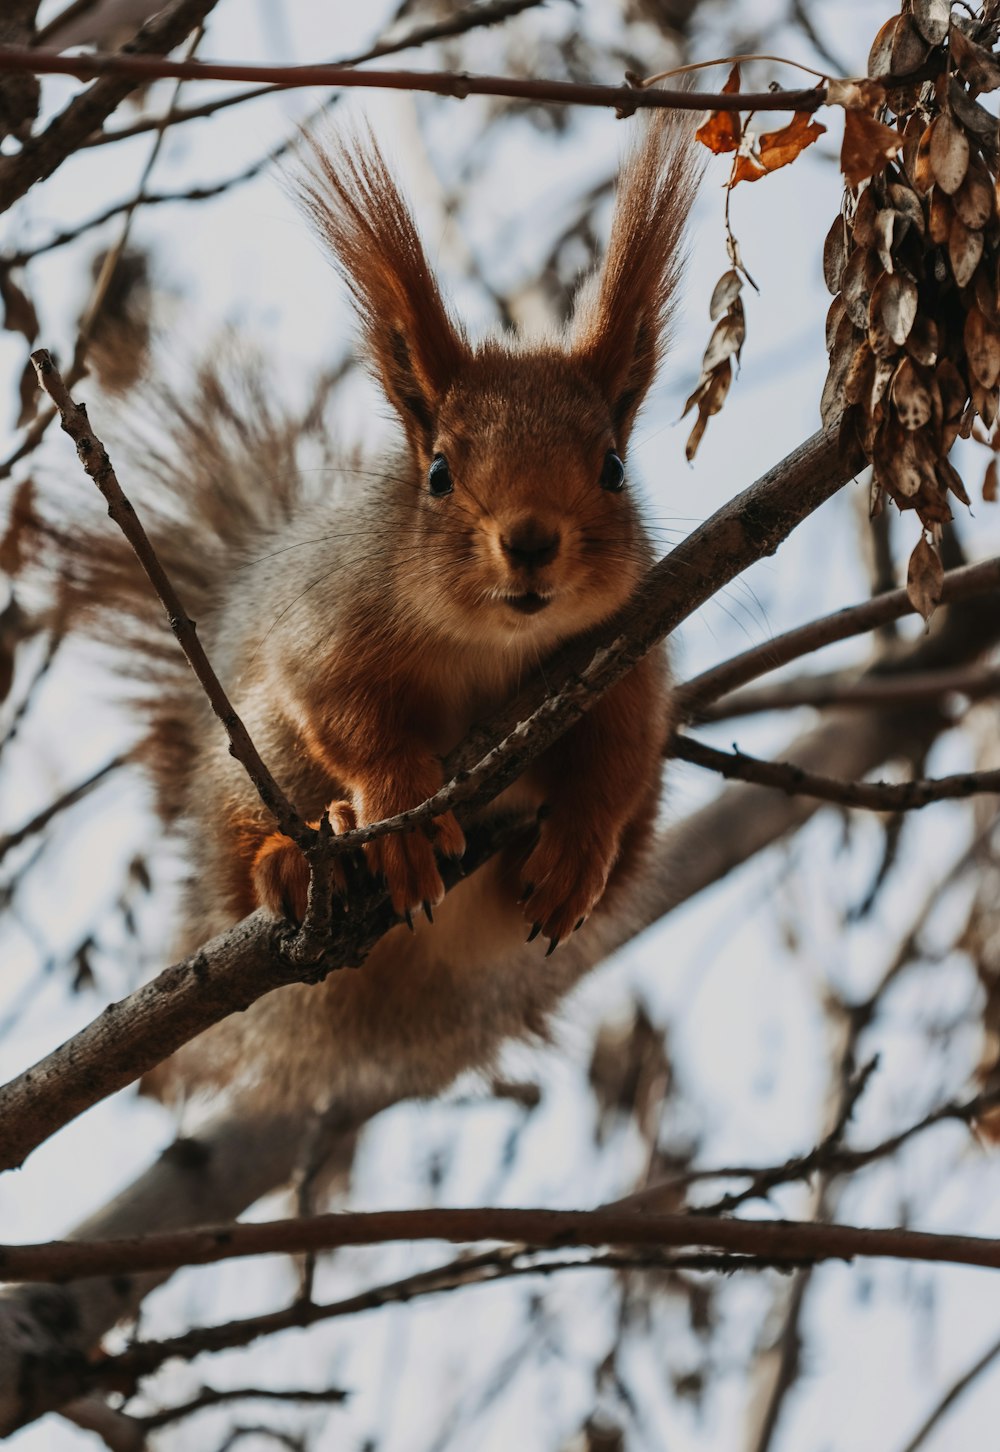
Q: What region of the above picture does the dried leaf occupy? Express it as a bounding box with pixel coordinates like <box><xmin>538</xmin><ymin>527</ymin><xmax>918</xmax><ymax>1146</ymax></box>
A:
<box><xmin>901</xmin><ymin>112</ymin><xmax>927</xmax><ymax>185</ymax></box>
<box><xmin>906</xmin><ymin>313</ymin><xmax>939</xmax><ymax>366</ymax></box>
<box><xmin>874</xmin><ymin>209</ymin><xmax>899</xmax><ymax>273</ymax></box>
<box><xmin>868</xmin><ymin>15</ymin><xmax>900</xmax><ymax>78</ymax></box>
<box><xmin>971</xmin><ymin>377</ymin><xmax>999</xmax><ymax>429</ymax></box>
<box><xmin>821</xmin><ymin>309</ymin><xmax>856</xmax><ymax>426</ymax></box>
<box><xmin>841</xmin><ymin>110</ymin><xmax>903</xmax><ymax>188</ymax></box>
<box><xmin>826</xmin><ymin>294</ymin><xmax>846</xmax><ymax>350</ymax></box>
<box><xmin>911</xmin><ymin>0</ymin><xmax>951</xmax><ymax>46</ymax></box>
<box><xmin>695</xmin><ymin>65</ymin><xmax>742</xmax><ymax>154</ymax></box>
<box><xmin>928</xmin><ymin>188</ymin><xmax>953</xmax><ymax>245</ymax></box>
<box><xmin>949</xmin><ymin>212</ymin><xmax>984</xmax><ymax>288</ymax></box>
<box><xmin>906</xmin><ymin>534</ymin><xmax>944</xmax><ymax>624</ymax></box>
<box><xmin>948</xmin><ymin>77</ymin><xmax>998</xmax><ymax>142</ymax></box>
<box><xmin>842</xmin><ymin>245</ymin><xmax>881</xmax><ymax>329</ymax></box>
<box><xmin>0</xmin><ymin>268</ymin><xmax>39</xmax><ymax>344</ymax></box>
<box><xmin>891</xmin><ymin>356</ymin><xmax>933</xmax><ymax>429</ymax></box>
<box><xmin>684</xmin><ymin>358</ymin><xmax>732</xmax><ymax>461</ymax></box>
<box><xmin>870</xmin><ymin>269</ymin><xmax>918</xmax><ymax>352</ymax></box>
<box><xmin>701</xmin><ymin>302</ymin><xmax>745</xmax><ymax>372</ymax></box>
<box><xmin>709</xmin><ymin>268</ymin><xmax>742</xmax><ymax>321</ymax></box>
<box><xmin>756</xmin><ymin>112</ymin><xmax>826</xmax><ymax>172</ymax></box>
<box><xmin>853</xmin><ymin>187</ymin><xmax>879</xmax><ymax>247</ymax></box>
<box><xmin>891</xmin><ymin>12</ymin><xmax>931</xmax><ymax>74</ymax></box>
<box><xmin>731</xmin><ymin>151</ymin><xmax>767</xmax><ymax>185</ymax></box>
<box><xmin>844</xmin><ymin>338</ymin><xmax>876</xmax><ymax>406</ymax></box>
<box><xmin>929</xmin><ymin>111</ymin><xmax>970</xmax><ymax>194</ymax></box>
<box><xmin>823</xmin><ymin>216</ymin><xmax>848</xmax><ymax>295</ymax></box>
<box><xmin>937</xmin><ymin>358</ymin><xmax>969</xmax><ymax>452</ymax></box>
<box><xmin>954</xmin><ymin>156</ymin><xmax>995</xmax><ymax>229</ymax></box>
<box><xmin>888</xmin><ymin>182</ymin><xmax>926</xmax><ymax>237</ymax></box>
<box><xmin>937</xmin><ymin>455</ymin><xmax>970</xmax><ymax>505</ymax></box>
<box><xmin>965</xmin><ymin>305</ymin><xmax>1000</xmax><ymax>388</ymax></box>
<box><xmin>974</xmin><ymin>265</ymin><xmax>1000</xmax><ymax>325</ymax></box>
<box><xmin>912</xmin><ymin>121</ymin><xmax>935</xmax><ymax>194</ymax></box>
<box><xmin>827</xmin><ymin>78</ymin><xmax>887</xmax><ymax>112</ymax></box>
<box><xmin>984</xmin><ymin>457</ymin><xmax>998</xmax><ymax>501</ymax></box>
<box><xmin>949</xmin><ymin>24</ymin><xmax>1000</xmax><ymax>94</ymax></box>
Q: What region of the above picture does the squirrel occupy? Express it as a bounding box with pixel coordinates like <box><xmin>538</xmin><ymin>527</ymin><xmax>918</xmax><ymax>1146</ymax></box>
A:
<box><xmin>44</xmin><ymin>116</ymin><xmax>699</xmax><ymax>1120</ymax></box>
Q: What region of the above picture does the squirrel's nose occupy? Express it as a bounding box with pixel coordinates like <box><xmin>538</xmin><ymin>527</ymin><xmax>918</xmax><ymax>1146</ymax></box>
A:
<box><xmin>500</xmin><ymin>518</ymin><xmax>561</xmax><ymax>568</ymax></box>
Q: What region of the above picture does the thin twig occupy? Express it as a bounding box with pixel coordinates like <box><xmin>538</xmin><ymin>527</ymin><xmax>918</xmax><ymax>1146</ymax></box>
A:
<box><xmin>700</xmin><ymin>664</ymin><xmax>1000</xmax><ymax>721</ymax></box>
<box><xmin>82</xmin><ymin>0</ymin><xmax>549</xmax><ymax>148</ymax></box>
<box><xmin>671</xmin><ymin>734</ymin><xmax>1000</xmax><ymax>812</ymax></box>
<box><xmin>898</xmin><ymin>1331</ymin><xmax>1000</xmax><ymax>1452</ymax></box>
<box><xmin>0</xmin><ymin>755</ymin><xmax>123</xmax><ymax>864</ymax></box>
<box><xmin>136</xmin><ymin>1385</ymin><xmax>348</xmax><ymax>1433</ymax></box>
<box><xmin>675</xmin><ymin>556</ymin><xmax>1000</xmax><ymax>718</ymax></box>
<box><xmin>95</xmin><ymin>1249</ymin><xmax>802</xmax><ymax>1391</ymax></box>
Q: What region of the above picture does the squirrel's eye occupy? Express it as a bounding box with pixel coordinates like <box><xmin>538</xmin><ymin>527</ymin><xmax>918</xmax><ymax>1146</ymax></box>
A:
<box><xmin>428</xmin><ymin>454</ymin><xmax>453</xmax><ymax>498</ymax></box>
<box><xmin>600</xmin><ymin>450</ymin><xmax>625</xmax><ymax>493</ymax></box>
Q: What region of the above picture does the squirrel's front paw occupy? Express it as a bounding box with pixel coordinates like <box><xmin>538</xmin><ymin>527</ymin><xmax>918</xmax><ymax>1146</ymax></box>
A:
<box><xmin>366</xmin><ymin>810</ymin><xmax>465</xmax><ymax>920</ymax></box>
<box><xmin>519</xmin><ymin>822</ymin><xmax>614</xmax><ymax>952</ymax></box>
<box><xmin>252</xmin><ymin>801</ymin><xmax>357</xmax><ymax>924</ymax></box>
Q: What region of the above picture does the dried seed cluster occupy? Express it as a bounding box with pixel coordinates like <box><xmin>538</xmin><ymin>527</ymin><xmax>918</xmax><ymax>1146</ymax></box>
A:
<box><xmin>823</xmin><ymin>4</ymin><xmax>1000</xmax><ymax>542</ymax></box>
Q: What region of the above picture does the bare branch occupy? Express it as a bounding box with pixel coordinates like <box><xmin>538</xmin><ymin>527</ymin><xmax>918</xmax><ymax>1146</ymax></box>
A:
<box><xmin>898</xmin><ymin>1332</ymin><xmax>1000</xmax><ymax>1452</ymax></box>
<box><xmin>701</xmin><ymin>664</ymin><xmax>1000</xmax><ymax>721</ymax></box>
<box><xmin>671</xmin><ymin>734</ymin><xmax>1000</xmax><ymax>812</ymax></box>
<box><xmin>0</xmin><ymin>754</ymin><xmax>123</xmax><ymax>864</ymax></box>
<box><xmin>0</xmin><ymin>45</ymin><xmax>826</xmax><ymax>115</ymax></box>
<box><xmin>675</xmin><ymin>556</ymin><xmax>1000</xmax><ymax>719</ymax></box>
<box><xmin>82</xmin><ymin>0</ymin><xmax>551</xmax><ymax>149</ymax></box>
<box><xmin>6</xmin><ymin>1205</ymin><xmax>1000</xmax><ymax>1283</ymax></box>
<box><xmin>0</xmin><ymin>0</ymin><xmax>220</xmax><ymax>213</ymax></box>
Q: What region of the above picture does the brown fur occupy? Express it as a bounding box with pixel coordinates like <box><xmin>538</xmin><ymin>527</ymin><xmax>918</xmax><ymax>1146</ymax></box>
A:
<box><xmin>42</xmin><ymin>118</ymin><xmax>699</xmax><ymax>1116</ymax></box>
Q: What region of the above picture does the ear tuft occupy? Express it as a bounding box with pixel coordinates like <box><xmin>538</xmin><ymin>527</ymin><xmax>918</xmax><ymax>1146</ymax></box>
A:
<box><xmin>298</xmin><ymin>129</ymin><xmax>469</xmax><ymax>454</ymax></box>
<box><xmin>573</xmin><ymin>114</ymin><xmax>702</xmax><ymax>449</ymax></box>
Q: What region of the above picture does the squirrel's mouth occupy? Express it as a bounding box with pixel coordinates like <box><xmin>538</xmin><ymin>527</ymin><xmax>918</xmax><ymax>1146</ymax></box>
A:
<box><xmin>505</xmin><ymin>592</ymin><xmax>551</xmax><ymax>616</ymax></box>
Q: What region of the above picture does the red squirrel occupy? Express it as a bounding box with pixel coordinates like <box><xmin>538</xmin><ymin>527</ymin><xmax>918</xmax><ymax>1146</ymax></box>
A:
<box><xmin>52</xmin><ymin>117</ymin><xmax>698</xmax><ymax>1115</ymax></box>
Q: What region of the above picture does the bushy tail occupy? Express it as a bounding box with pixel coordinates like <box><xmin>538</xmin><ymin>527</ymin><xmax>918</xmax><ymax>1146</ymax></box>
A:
<box><xmin>23</xmin><ymin>347</ymin><xmax>342</xmax><ymax>820</ymax></box>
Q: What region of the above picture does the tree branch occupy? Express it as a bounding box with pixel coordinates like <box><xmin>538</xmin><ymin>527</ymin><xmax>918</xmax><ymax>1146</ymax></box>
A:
<box><xmin>6</xmin><ymin>1205</ymin><xmax>1000</xmax><ymax>1282</ymax></box>
<box><xmin>674</xmin><ymin>557</ymin><xmax>1000</xmax><ymax>720</ymax></box>
<box><xmin>0</xmin><ymin>45</ymin><xmax>825</xmax><ymax>114</ymax></box>
<box><xmin>0</xmin><ymin>0</ymin><xmax>220</xmax><ymax>214</ymax></box>
<box><xmin>671</xmin><ymin>734</ymin><xmax>1000</xmax><ymax>812</ymax></box>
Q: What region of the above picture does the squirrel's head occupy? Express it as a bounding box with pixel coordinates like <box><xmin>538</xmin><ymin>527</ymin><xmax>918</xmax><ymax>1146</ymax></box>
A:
<box><xmin>300</xmin><ymin>117</ymin><xmax>698</xmax><ymax>650</ymax></box>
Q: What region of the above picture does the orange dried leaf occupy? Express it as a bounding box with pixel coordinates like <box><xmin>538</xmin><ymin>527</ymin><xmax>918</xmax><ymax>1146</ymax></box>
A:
<box><xmin>731</xmin><ymin>151</ymin><xmax>767</xmax><ymax>184</ymax></box>
<box><xmin>757</xmin><ymin>112</ymin><xmax>827</xmax><ymax>172</ymax></box>
<box><xmin>841</xmin><ymin>109</ymin><xmax>902</xmax><ymax>188</ymax></box>
<box><xmin>984</xmin><ymin>457</ymin><xmax>998</xmax><ymax>501</ymax></box>
<box><xmin>695</xmin><ymin>64</ymin><xmax>742</xmax><ymax>155</ymax></box>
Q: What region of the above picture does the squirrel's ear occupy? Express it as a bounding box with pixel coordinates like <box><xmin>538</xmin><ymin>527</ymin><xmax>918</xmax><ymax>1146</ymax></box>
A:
<box><xmin>573</xmin><ymin>116</ymin><xmax>700</xmax><ymax>451</ymax></box>
<box><xmin>299</xmin><ymin>131</ymin><xmax>468</xmax><ymax>455</ymax></box>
